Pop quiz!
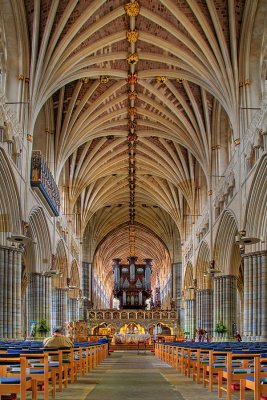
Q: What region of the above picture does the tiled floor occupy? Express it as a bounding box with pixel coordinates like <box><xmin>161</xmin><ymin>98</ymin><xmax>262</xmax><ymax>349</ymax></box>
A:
<box><xmin>51</xmin><ymin>351</ymin><xmax>248</xmax><ymax>400</ymax></box>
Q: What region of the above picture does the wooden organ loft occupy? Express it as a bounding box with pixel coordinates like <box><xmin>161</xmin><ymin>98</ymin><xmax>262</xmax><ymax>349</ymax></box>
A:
<box><xmin>113</xmin><ymin>257</ymin><xmax>152</xmax><ymax>309</ymax></box>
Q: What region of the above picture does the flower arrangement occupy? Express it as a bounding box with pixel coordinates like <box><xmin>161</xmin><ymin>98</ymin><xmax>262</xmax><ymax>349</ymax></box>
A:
<box><xmin>215</xmin><ymin>321</ymin><xmax>227</xmax><ymax>333</ymax></box>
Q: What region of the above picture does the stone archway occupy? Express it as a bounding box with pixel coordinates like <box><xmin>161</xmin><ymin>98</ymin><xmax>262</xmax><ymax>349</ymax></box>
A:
<box><xmin>183</xmin><ymin>262</ymin><xmax>195</xmax><ymax>338</ymax></box>
<box><xmin>25</xmin><ymin>207</ymin><xmax>52</xmax><ymax>338</ymax></box>
<box><xmin>195</xmin><ymin>241</ymin><xmax>213</xmax><ymax>338</ymax></box>
<box><xmin>242</xmin><ymin>155</ymin><xmax>267</xmax><ymax>340</ymax></box>
<box><xmin>213</xmin><ymin>210</ymin><xmax>240</xmax><ymax>339</ymax></box>
<box><xmin>0</xmin><ymin>149</ymin><xmax>22</xmax><ymax>338</ymax></box>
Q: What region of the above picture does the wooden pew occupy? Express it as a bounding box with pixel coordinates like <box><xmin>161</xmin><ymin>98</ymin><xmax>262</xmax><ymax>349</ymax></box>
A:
<box><xmin>217</xmin><ymin>352</ymin><xmax>260</xmax><ymax>400</ymax></box>
<box><xmin>0</xmin><ymin>355</ymin><xmax>37</xmax><ymax>400</ymax></box>
<box><xmin>203</xmin><ymin>350</ymin><xmax>228</xmax><ymax>392</ymax></box>
<box><xmin>239</xmin><ymin>356</ymin><xmax>267</xmax><ymax>400</ymax></box>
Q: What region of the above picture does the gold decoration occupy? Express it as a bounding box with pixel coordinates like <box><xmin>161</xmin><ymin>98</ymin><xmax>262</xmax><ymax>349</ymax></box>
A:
<box><xmin>127</xmin><ymin>73</ymin><xmax>138</xmax><ymax>85</ymax></box>
<box><xmin>128</xmin><ymin>107</ymin><xmax>137</xmax><ymax>116</ymax></box>
<box><xmin>124</xmin><ymin>1</ymin><xmax>140</xmax><ymax>17</ymax></box>
<box><xmin>99</xmin><ymin>75</ymin><xmax>110</xmax><ymax>84</ymax></box>
<box><xmin>128</xmin><ymin>133</ymin><xmax>138</xmax><ymax>142</ymax></box>
<box><xmin>234</xmin><ymin>138</ymin><xmax>240</xmax><ymax>145</ymax></box>
<box><xmin>18</xmin><ymin>74</ymin><xmax>24</xmax><ymax>81</ymax></box>
<box><xmin>128</xmin><ymin>121</ymin><xmax>137</xmax><ymax>130</ymax></box>
<box><xmin>176</xmin><ymin>78</ymin><xmax>184</xmax><ymax>84</ymax></box>
<box><xmin>239</xmin><ymin>80</ymin><xmax>250</xmax><ymax>88</ymax></box>
<box><xmin>27</xmin><ymin>134</ymin><xmax>33</xmax><ymax>142</ymax></box>
<box><xmin>156</xmin><ymin>76</ymin><xmax>167</xmax><ymax>84</ymax></box>
<box><xmin>128</xmin><ymin>91</ymin><xmax>138</xmax><ymax>101</ymax></box>
<box><xmin>80</xmin><ymin>77</ymin><xmax>89</xmax><ymax>84</ymax></box>
<box><xmin>127</xmin><ymin>30</ymin><xmax>139</xmax><ymax>43</ymax></box>
<box><xmin>127</xmin><ymin>53</ymin><xmax>139</xmax><ymax>65</ymax></box>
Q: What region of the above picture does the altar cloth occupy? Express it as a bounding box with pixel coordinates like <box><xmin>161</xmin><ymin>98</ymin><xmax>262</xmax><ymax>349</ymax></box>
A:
<box><xmin>114</xmin><ymin>333</ymin><xmax>150</xmax><ymax>344</ymax></box>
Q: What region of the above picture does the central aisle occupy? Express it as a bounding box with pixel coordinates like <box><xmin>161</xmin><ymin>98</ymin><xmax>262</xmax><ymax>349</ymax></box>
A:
<box><xmin>55</xmin><ymin>351</ymin><xmax>240</xmax><ymax>400</ymax></box>
<box><xmin>85</xmin><ymin>352</ymin><xmax>183</xmax><ymax>400</ymax></box>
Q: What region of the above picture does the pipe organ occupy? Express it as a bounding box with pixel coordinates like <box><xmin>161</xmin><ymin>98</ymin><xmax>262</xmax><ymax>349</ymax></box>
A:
<box><xmin>113</xmin><ymin>257</ymin><xmax>152</xmax><ymax>309</ymax></box>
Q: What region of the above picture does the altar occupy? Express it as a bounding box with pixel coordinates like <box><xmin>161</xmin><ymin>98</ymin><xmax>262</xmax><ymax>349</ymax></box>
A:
<box><xmin>114</xmin><ymin>333</ymin><xmax>150</xmax><ymax>344</ymax></box>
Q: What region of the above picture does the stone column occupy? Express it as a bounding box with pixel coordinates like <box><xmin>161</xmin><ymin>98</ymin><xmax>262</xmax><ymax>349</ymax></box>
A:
<box><xmin>26</xmin><ymin>273</ymin><xmax>51</xmax><ymax>336</ymax></box>
<box><xmin>0</xmin><ymin>246</ymin><xmax>22</xmax><ymax>339</ymax></box>
<box><xmin>184</xmin><ymin>289</ymin><xmax>196</xmax><ymax>339</ymax></box>
<box><xmin>51</xmin><ymin>288</ymin><xmax>68</xmax><ymax>329</ymax></box>
<box><xmin>243</xmin><ymin>251</ymin><xmax>267</xmax><ymax>341</ymax></box>
<box><xmin>68</xmin><ymin>297</ymin><xmax>79</xmax><ymax>322</ymax></box>
<box><xmin>172</xmin><ymin>262</ymin><xmax>182</xmax><ymax>323</ymax></box>
<box><xmin>196</xmin><ymin>289</ymin><xmax>213</xmax><ymax>338</ymax></box>
<box><xmin>213</xmin><ymin>275</ymin><xmax>237</xmax><ymax>340</ymax></box>
<box><xmin>82</xmin><ymin>261</ymin><xmax>92</xmax><ymax>320</ymax></box>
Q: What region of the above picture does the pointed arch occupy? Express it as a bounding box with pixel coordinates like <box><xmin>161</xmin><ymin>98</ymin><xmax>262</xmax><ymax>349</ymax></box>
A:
<box><xmin>0</xmin><ymin>148</ymin><xmax>21</xmax><ymax>244</ymax></box>
<box><xmin>214</xmin><ymin>209</ymin><xmax>240</xmax><ymax>275</ymax></box>
<box><xmin>245</xmin><ymin>154</ymin><xmax>267</xmax><ymax>249</ymax></box>
<box><xmin>23</xmin><ymin>207</ymin><xmax>51</xmax><ymax>273</ymax></box>
<box><xmin>195</xmin><ymin>241</ymin><xmax>210</xmax><ymax>289</ymax></box>
<box><xmin>184</xmin><ymin>262</ymin><xmax>193</xmax><ymax>289</ymax></box>
<box><xmin>53</xmin><ymin>239</ymin><xmax>68</xmax><ymax>288</ymax></box>
<box><xmin>69</xmin><ymin>259</ymin><xmax>80</xmax><ymax>298</ymax></box>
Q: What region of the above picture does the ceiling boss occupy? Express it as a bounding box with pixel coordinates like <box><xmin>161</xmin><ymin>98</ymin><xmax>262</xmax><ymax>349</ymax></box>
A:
<box><xmin>124</xmin><ymin>1</ymin><xmax>141</xmax><ymax>17</ymax></box>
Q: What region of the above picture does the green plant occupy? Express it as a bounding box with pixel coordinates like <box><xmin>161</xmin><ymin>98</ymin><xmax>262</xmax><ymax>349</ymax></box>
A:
<box><xmin>215</xmin><ymin>321</ymin><xmax>227</xmax><ymax>334</ymax></box>
<box><xmin>36</xmin><ymin>319</ymin><xmax>50</xmax><ymax>333</ymax></box>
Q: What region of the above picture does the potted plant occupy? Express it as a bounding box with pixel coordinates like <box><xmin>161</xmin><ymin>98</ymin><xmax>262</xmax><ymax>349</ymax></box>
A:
<box><xmin>215</xmin><ymin>321</ymin><xmax>227</xmax><ymax>336</ymax></box>
<box><xmin>36</xmin><ymin>319</ymin><xmax>50</xmax><ymax>337</ymax></box>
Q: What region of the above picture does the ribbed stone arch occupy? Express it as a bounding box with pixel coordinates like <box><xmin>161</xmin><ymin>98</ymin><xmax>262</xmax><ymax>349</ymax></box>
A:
<box><xmin>195</xmin><ymin>241</ymin><xmax>210</xmax><ymax>290</ymax></box>
<box><xmin>0</xmin><ymin>148</ymin><xmax>21</xmax><ymax>245</ymax></box>
<box><xmin>69</xmin><ymin>259</ymin><xmax>80</xmax><ymax>299</ymax></box>
<box><xmin>239</xmin><ymin>0</ymin><xmax>267</xmax><ymax>109</ymax></box>
<box><xmin>25</xmin><ymin>207</ymin><xmax>51</xmax><ymax>274</ymax></box>
<box><xmin>214</xmin><ymin>210</ymin><xmax>241</xmax><ymax>276</ymax></box>
<box><xmin>0</xmin><ymin>0</ymin><xmax>29</xmax><ymax>101</ymax></box>
<box><xmin>245</xmin><ymin>154</ymin><xmax>267</xmax><ymax>250</ymax></box>
<box><xmin>54</xmin><ymin>239</ymin><xmax>69</xmax><ymax>288</ymax></box>
<box><xmin>184</xmin><ymin>262</ymin><xmax>193</xmax><ymax>289</ymax></box>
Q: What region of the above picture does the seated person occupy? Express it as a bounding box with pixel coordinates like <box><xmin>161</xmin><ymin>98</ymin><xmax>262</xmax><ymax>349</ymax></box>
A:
<box><xmin>43</xmin><ymin>327</ymin><xmax>73</xmax><ymax>360</ymax></box>
<box><xmin>43</xmin><ymin>327</ymin><xmax>73</xmax><ymax>348</ymax></box>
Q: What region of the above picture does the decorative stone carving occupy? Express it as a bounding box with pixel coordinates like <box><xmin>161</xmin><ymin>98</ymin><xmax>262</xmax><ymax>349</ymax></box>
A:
<box><xmin>126</xmin><ymin>30</ymin><xmax>139</xmax><ymax>43</ymax></box>
<box><xmin>124</xmin><ymin>1</ymin><xmax>140</xmax><ymax>17</ymax></box>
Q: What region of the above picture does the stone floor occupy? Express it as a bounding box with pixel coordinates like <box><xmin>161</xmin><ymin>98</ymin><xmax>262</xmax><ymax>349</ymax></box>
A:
<box><xmin>51</xmin><ymin>351</ymin><xmax>247</xmax><ymax>400</ymax></box>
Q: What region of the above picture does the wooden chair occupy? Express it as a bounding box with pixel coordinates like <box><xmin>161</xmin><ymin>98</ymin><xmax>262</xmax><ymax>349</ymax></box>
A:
<box><xmin>239</xmin><ymin>356</ymin><xmax>267</xmax><ymax>400</ymax></box>
<box><xmin>0</xmin><ymin>356</ymin><xmax>37</xmax><ymax>400</ymax></box>
<box><xmin>12</xmin><ymin>353</ymin><xmax>56</xmax><ymax>400</ymax></box>
<box><xmin>217</xmin><ymin>352</ymin><xmax>259</xmax><ymax>400</ymax></box>
<box><xmin>192</xmin><ymin>348</ymin><xmax>210</xmax><ymax>384</ymax></box>
<box><xmin>203</xmin><ymin>350</ymin><xmax>228</xmax><ymax>392</ymax></box>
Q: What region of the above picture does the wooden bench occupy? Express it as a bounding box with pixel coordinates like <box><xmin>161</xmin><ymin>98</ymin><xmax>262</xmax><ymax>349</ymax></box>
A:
<box><xmin>0</xmin><ymin>356</ymin><xmax>37</xmax><ymax>400</ymax></box>
<box><xmin>217</xmin><ymin>352</ymin><xmax>260</xmax><ymax>400</ymax></box>
<box><xmin>239</xmin><ymin>356</ymin><xmax>267</xmax><ymax>400</ymax></box>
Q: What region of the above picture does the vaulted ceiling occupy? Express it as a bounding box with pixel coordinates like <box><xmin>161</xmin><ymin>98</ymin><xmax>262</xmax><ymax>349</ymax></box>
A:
<box><xmin>24</xmin><ymin>0</ymin><xmax>248</xmax><ymax>283</ymax></box>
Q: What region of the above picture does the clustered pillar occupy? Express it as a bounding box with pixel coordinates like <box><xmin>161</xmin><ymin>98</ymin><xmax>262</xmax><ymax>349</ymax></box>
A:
<box><xmin>184</xmin><ymin>289</ymin><xmax>196</xmax><ymax>338</ymax></box>
<box><xmin>26</xmin><ymin>273</ymin><xmax>51</xmax><ymax>335</ymax></box>
<box><xmin>243</xmin><ymin>251</ymin><xmax>267</xmax><ymax>341</ymax></box>
<box><xmin>213</xmin><ymin>275</ymin><xmax>237</xmax><ymax>340</ymax></box>
<box><xmin>0</xmin><ymin>246</ymin><xmax>22</xmax><ymax>338</ymax></box>
<box><xmin>196</xmin><ymin>289</ymin><xmax>213</xmax><ymax>338</ymax></box>
<box><xmin>68</xmin><ymin>297</ymin><xmax>79</xmax><ymax>322</ymax></box>
<box><xmin>51</xmin><ymin>288</ymin><xmax>68</xmax><ymax>328</ymax></box>
<box><xmin>82</xmin><ymin>261</ymin><xmax>92</xmax><ymax>320</ymax></box>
